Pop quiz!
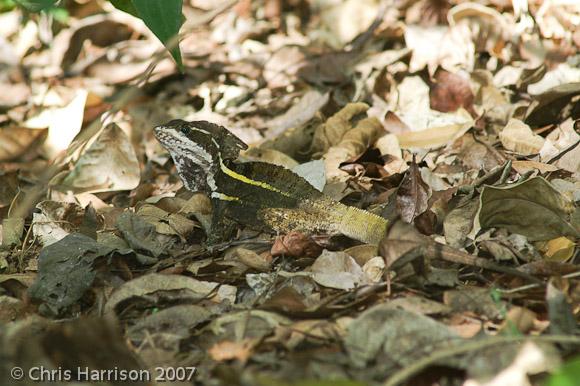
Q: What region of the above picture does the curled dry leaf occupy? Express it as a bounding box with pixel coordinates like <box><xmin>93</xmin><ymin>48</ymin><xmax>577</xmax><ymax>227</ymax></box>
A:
<box><xmin>318</xmin><ymin>0</ymin><xmax>380</xmax><ymax>46</ymax></box>
<box><xmin>271</xmin><ymin>231</ymin><xmax>322</xmax><ymax>259</ymax></box>
<box><xmin>208</xmin><ymin>339</ymin><xmax>256</xmax><ymax>363</ymax></box>
<box><xmin>344</xmin><ymin>244</ymin><xmax>379</xmax><ymax>266</ymax></box>
<box><xmin>227</xmin><ymin>247</ymin><xmax>272</xmax><ymax>271</ymax></box>
<box><xmin>324</xmin><ymin>115</ymin><xmax>384</xmax><ymax>180</ymax></box>
<box><xmin>243</xmin><ymin>147</ymin><xmax>298</xmax><ymax>169</ymax></box>
<box><xmin>396</xmin><ymin>161</ymin><xmax>431</xmax><ymax>223</ymax></box>
<box><xmin>392</xmin><ymin>76</ymin><xmax>475</xmax><ymax>148</ymax></box>
<box><xmin>362</xmin><ymin>256</ymin><xmax>385</xmax><ymax>282</ymax></box>
<box><xmin>429</xmin><ymin>69</ymin><xmax>476</xmax><ymax>115</ymax></box>
<box><xmin>499</xmin><ymin>119</ymin><xmax>545</xmax><ymax>155</ymax></box>
<box><xmin>311</xmin><ymin>102</ymin><xmax>371</xmax><ymax>154</ymax></box>
<box><xmin>539</xmin><ymin>120</ymin><xmax>580</xmax><ymax>173</ymax></box>
<box><xmin>0</xmin><ymin>82</ymin><xmax>30</xmax><ymax>109</ymax></box>
<box><xmin>375</xmin><ymin>134</ymin><xmax>408</xmax><ymax>174</ymax></box>
<box><xmin>404</xmin><ymin>25</ymin><xmax>451</xmax><ymax>73</ymax></box>
<box><xmin>379</xmin><ymin>219</ymin><xmax>429</xmax><ymax>273</ymax></box>
<box><xmin>59</xmin><ymin>14</ymin><xmax>137</xmax><ymax>70</ymax></box>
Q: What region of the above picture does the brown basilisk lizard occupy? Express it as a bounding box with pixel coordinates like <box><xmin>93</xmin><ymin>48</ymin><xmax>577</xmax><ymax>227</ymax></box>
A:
<box><xmin>154</xmin><ymin>120</ymin><xmax>541</xmax><ymax>283</ymax></box>
<box><xmin>154</xmin><ymin>119</ymin><xmax>388</xmax><ymax>244</ymax></box>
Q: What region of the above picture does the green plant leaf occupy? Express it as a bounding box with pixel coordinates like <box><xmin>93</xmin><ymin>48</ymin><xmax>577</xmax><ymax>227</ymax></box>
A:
<box><xmin>545</xmin><ymin>356</ymin><xmax>580</xmax><ymax>386</ymax></box>
<box><xmin>479</xmin><ymin>177</ymin><xmax>579</xmax><ymax>241</ymax></box>
<box><xmin>132</xmin><ymin>0</ymin><xmax>184</xmax><ymax>70</ymax></box>
<box><xmin>14</xmin><ymin>0</ymin><xmax>56</xmax><ymax>12</ymax></box>
<box><xmin>0</xmin><ymin>0</ymin><xmax>16</xmax><ymax>13</ymax></box>
<box><xmin>109</xmin><ymin>0</ymin><xmax>139</xmax><ymax>18</ymax></box>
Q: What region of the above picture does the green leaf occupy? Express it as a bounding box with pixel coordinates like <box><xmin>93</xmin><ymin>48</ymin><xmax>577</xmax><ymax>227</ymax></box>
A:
<box><xmin>14</xmin><ymin>0</ymin><xmax>56</xmax><ymax>12</ymax></box>
<box><xmin>545</xmin><ymin>356</ymin><xmax>580</xmax><ymax>386</ymax></box>
<box><xmin>479</xmin><ymin>177</ymin><xmax>580</xmax><ymax>241</ymax></box>
<box><xmin>132</xmin><ymin>0</ymin><xmax>184</xmax><ymax>70</ymax></box>
<box><xmin>0</xmin><ymin>0</ymin><xmax>16</xmax><ymax>13</ymax></box>
<box><xmin>109</xmin><ymin>0</ymin><xmax>139</xmax><ymax>18</ymax></box>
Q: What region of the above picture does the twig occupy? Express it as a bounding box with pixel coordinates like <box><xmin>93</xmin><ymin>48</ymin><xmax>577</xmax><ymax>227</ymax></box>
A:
<box><xmin>427</xmin><ymin>242</ymin><xmax>542</xmax><ymax>284</ymax></box>
<box><xmin>498</xmin><ymin>270</ymin><xmax>580</xmax><ymax>294</ymax></box>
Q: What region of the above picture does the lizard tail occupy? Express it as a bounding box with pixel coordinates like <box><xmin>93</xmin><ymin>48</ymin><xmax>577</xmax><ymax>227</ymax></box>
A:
<box><xmin>335</xmin><ymin>204</ymin><xmax>388</xmax><ymax>245</ymax></box>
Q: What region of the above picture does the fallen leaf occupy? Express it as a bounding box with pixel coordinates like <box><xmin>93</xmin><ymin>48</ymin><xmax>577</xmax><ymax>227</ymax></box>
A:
<box><xmin>271</xmin><ymin>231</ymin><xmax>322</xmax><ymax>259</ymax></box>
<box><xmin>266</xmin><ymin>90</ymin><xmax>329</xmax><ymax>137</ymax></box>
<box><xmin>396</xmin><ymin>161</ymin><xmax>431</xmax><ymax>223</ymax></box>
<box><xmin>104</xmin><ymin>273</ymin><xmax>237</xmax><ymax>315</ymax></box>
<box><xmin>443</xmin><ymin>287</ymin><xmax>503</xmax><ymax>319</ymax></box>
<box><xmin>292</xmin><ymin>159</ymin><xmax>326</xmax><ymax>192</ymax></box>
<box><xmin>479</xmin><ymin>177</ymin><xmax>579</xmax><ymax>241</ymax></box>
<box><xmin>115</xmin><ymin>211</ymin><xmax>167</xmax><ymax>258</ymax></box>
<box><xmin>136</xmin><ymin>204</ymin><xmax>196</xmax><ymax>239</ymax></box>
<box><xmin>34</xmin><ymin>90</ymin><xmax>88</xmax><ymax>159</ymax></box>
<box><xmin>345</xmin><ymin>305</ymin><xmax>461</xmax><ymax>368</ymax></box>
<box><xmin>227</xmin><ymin>247</ymin><xmax>272</xmax><ymax>271</ymax></box>
<box><xmin>56</xmin><ymin>123</ymin><xmax>140</xmax><ymax>193</ymax></box>
<box><xmin>208</xmin><ymin>339</ymin><xmax>255</xmax><ymax>363</ymax></box>
<box><xmin>499</xmin><ymin>119</ymin><xmax>545</xmax><ymax>155</ymax></box>
<box><xmin>524</xmin><ymin>82</ymin><xmax>580</xmax><ymax>127</ymax></box>
<box><xmin>32</xmin><ymin>200</ymin><xmax>95</xmax><ymax>246</ymax></box>
<box><xmin>310</xmin><ymin>250</ymin><xmax>370</xmax><ymax>290</ymax></box>
<box><xmin>28</xmin><ymin>233</ymin><xmax>115</xmax><ymax>316</ymax></box>
<box><xmin>127</xmin><ymin>304</ymin><xmax>212</xmax><ymax>342</ymax></box>
<box><xmin>430</xmin><ymin>69</ymin><xmax>475</xmax><ymax>115</ymax></box>
<box><xmin>537</xmin><ymin>237</ymin><xmax>576</xmax><ymax>262</ymax></box>
<box><xmin>1</xmin><ymin>217</ymin><xmax>24</xmax><ymax>247</ymax></box>
<box><xmin>0</xmin><ymin>126</ymin><xmax>46</xmax><ymax>161</ymax></box>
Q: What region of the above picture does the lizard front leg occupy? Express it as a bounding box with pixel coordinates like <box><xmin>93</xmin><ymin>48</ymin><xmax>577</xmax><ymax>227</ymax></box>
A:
<box><xmin>207</xmin><ymin>197</ymin><xmax>238</xmax><ymax>245</ymax></box>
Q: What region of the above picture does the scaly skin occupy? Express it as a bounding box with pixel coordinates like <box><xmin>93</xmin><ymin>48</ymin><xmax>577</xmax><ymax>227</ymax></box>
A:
<box><xmin>154</xmin><ymin>119</ymin><xmax>388</xmax><ymax>244</ymax></box>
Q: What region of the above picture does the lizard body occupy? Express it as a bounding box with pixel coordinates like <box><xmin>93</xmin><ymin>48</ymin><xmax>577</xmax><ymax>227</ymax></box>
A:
<box><xmin>153</xmin><ymin>120</ymin><xmax>542</xmax><ymax>283</ymax></box>
<box><xmin>154</xmin><ymin>120</ymin><xmax>388</xmax><ymax>244</ymax></box>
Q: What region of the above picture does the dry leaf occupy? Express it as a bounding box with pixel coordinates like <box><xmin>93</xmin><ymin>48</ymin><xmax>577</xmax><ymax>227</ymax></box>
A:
<box><xmin>271</xmin><ymin>231</ymin><xmax>322</xmax><ymax>259</ymax></box>
<box><xmin>0</xmin><ymin>126</ymin><xmax>46</xmax><ymax>161</ymax></box>
<box><xmin>56</xmin><ymin>123</ymin><xmax>140</xmax><ymax>193</ymax></box>
<box><xmin>208</xmin><ymin>339</ymin><xmax>255</xmax><ymax>363</ymax></box>
<box><xmin>396</xmin><ymin>161</ymin><xmax>431</xmax><ymax>223</ymax></box>
<box><xmin>310</xmin><ymin>250</ymin><xmax>370</xmax><ymax>290</ymax></box>
<box><xmin>499</xmin><ymin>119</ymin><xmax>545</xmax><ymax>155</ymax></box>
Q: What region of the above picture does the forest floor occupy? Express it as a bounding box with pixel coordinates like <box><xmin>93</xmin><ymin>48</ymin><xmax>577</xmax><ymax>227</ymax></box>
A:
<box><xmin>0</xmin><ymin>0</ymin><xmax>579</xmax><ymax>385</ymax></box>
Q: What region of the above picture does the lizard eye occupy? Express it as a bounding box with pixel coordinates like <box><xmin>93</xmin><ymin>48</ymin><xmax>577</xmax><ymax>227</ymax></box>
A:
<box><xmin>180</xmin><ymin>126</ymin><xmax>190</xmax><ymax>134</ymax></box>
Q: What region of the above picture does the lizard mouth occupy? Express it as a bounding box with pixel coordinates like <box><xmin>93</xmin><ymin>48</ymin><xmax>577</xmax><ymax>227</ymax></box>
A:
<box><xmin>153</xmin><ymin>125</ymin><xmax>174</xmax><ymax>146</ymax></box>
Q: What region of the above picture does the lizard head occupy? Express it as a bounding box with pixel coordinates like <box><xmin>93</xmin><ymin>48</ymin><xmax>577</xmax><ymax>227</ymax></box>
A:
<box><xmin>154</xmin><ymin>119</ymin><xmax>248</xmax><ymax>192</ymax></box>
